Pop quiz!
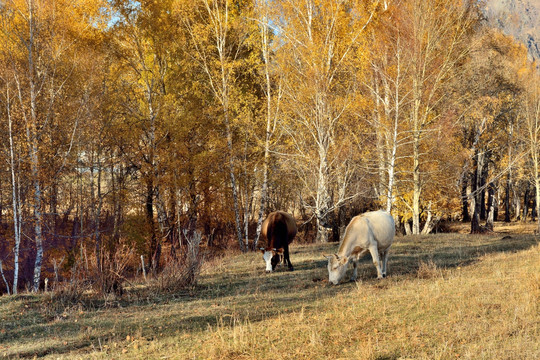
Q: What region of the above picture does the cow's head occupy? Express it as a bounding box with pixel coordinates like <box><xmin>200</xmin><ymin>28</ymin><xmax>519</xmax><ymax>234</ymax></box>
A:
<box><xmin>260</xmin><ymin>248</ymin><xmax>283</xmax><ymax>272</ymax></box>
<box><xmin>324</xmin><ymin>254</ymin><xmax>349</xmax><ymax>285</ymax></box>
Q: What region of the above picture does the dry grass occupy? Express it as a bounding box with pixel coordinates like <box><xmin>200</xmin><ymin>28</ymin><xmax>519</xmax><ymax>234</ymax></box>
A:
<box><xmin>416</xmin><ymin>259</ymin><xmax>441</xmax><ymax>279</ymax></box>
<box><xmin>0</xmin><ymin>232</ymin><xmax>539</xmax><ymax>359</ymax></box>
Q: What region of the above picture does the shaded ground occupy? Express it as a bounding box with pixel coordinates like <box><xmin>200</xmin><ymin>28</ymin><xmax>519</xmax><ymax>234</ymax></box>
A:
<box><xmin>0</xmin><ymin>231</ymin><xmax>538</xmax><ymax>359</ymax></box>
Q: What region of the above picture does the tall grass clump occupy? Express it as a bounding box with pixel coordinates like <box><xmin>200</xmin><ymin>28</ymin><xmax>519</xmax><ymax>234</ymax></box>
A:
<box><xmin>44</xmin><ymin>257</ymin><xmax>91</xmax><ymax>317</ymax></box>
<box><xmin>416</xmin><ymin>259</ymin><xmax>441</xmax><ymax>279</ymax></box>
<box><xmin>156</xmin><ymin>230</ymin><xmax>204</xmax><ymax>292</ymax></box>
<box><xmin>95</xmin><ymin>245</ymin><xmax>134</xmax><ymax>298</ymax></box>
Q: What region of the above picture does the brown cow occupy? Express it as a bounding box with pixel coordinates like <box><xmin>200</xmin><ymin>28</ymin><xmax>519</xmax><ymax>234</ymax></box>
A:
<box><xmin>260</xmin><ymin>211</ymin><xmax>297</xmax><ymax>272</ymax></box>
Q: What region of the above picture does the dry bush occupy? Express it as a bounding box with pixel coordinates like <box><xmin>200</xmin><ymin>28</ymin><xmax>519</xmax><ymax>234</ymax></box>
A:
<box><xmin>43</xmin><ymin>244</ymin><xmax>134</xmax><ymax>317</ymax></box>
<box><xmin>44</xmin><ymin>259</ymin><xmax>91</xmax><ymax>317</ymax></box>
<box><xmin>94</xmin><ymin>245</ymin><xmax>134</xmax><ymax>298</ymax></box>
<box><xmin>417</xmin><ymin>259</ymin><xmax>441</xmax><ymax>279</ymax></box>
<box><xmin>156</xmin><ymin>230</ymin><xmax>204</xmax><ymax>292</ymax></box>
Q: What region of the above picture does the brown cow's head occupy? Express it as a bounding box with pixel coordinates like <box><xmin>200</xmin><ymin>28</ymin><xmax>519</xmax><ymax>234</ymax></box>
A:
<box><xmin>260</xmin><ymin>248</ymin><xmax>283</xmax><ymax>272</ymax></box>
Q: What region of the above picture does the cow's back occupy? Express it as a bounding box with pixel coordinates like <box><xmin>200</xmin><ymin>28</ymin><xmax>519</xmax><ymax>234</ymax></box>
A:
<box><xmin>340</xmin><ymin>211</ymin><xmax>394</xmax><ymax>253</ymax></box>
<box><xmin>262</xmin><ymin>211</ymin><xmax>297</xmax><ymax>249</ymax></box>
<box><xmin>363</xmin><ymin>210</ymin><xmax>394</xmax><ymax>250</ymax></box>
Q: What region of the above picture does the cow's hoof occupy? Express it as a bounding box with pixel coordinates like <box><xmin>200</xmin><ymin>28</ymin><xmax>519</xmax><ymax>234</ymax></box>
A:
<box><xmin>288</xmin><ymin>267</ymin><xmax>294</xmax><ymax>271</ymax></box>
<box><xmin>350</xmin><ymin>277</ymin><xmax>357</xmax><ymax>282</ymax></box>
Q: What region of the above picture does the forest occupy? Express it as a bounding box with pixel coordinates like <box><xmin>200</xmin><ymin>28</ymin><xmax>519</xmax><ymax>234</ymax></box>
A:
<box><xmin>0</xmin><ymin>0</ymin><xmax>539</xmax><ymax>295</ymax></box>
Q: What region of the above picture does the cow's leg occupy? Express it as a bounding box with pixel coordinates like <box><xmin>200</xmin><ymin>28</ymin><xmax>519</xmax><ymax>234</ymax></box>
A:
<box><xmin>351</xmin><ymin>258</ymin><xmax>358</xmax><ymax>282</ymax></box>
<box><xmin>368</xmin><ymin>246</ymin><xmax>383</xmax><ymax>279</ymax></box>
<box><xmin>351</xmin><ymin>249</ymin><xmax>368</xmax><ymax>281</ymax></box>
<box><xmin>378</xmin><ymin>250</ymin><xmax>386</xmax><ymax>277</ymax></box>
<box><xmin>284</xmin><ymin>243</ymin><xmax>294</xmax><ymax>271</ymax></box>
<box><xmin>380</xmin><ymin>249</ymin><xmax>390</xmax><ymax>277</ymax></box>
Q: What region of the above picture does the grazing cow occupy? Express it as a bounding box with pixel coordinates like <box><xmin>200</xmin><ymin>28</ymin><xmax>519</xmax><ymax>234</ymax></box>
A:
<box><xmin>260</xmin><ymin>211</ymin><xmax>297</xmax><ymax>272</ymax></box>
<box><xmin>324</xmin><ymin>210</ymin><xmax>394</xmax><ymax>284</ymax></box>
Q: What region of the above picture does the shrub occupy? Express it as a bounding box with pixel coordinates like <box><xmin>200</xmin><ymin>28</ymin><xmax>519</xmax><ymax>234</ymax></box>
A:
<box><xmin>156</xmin><ymin>230</ymin><xmax>204</xmax><ymax>292</ymax></box>
<box><xmin>95</xmin><ymin>245</ymin><xmax>134</xmax><ymax>297</ymax></box>
<box><xmin>44</xmin><ymin>259</ymin><xmax>90</xmax><ymax>317</ymax></box>
<box><xmin>417</xmin><ymin>259</ymin><xmax>440</xmax><ymax>279</ymax></box>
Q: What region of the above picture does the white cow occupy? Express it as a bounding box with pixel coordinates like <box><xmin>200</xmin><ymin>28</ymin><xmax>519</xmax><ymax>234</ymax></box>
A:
<box><xmin>325</xmin><ymin>210</ymin><xmax>395</xmax><ymax>284</ymax></box>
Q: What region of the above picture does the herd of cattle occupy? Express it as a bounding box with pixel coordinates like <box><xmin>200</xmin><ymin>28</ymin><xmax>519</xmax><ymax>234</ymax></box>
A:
<box><xmin>260</xmin><ymin>210</ymin><xmax>395</xmax><ymax>284</ymax></box>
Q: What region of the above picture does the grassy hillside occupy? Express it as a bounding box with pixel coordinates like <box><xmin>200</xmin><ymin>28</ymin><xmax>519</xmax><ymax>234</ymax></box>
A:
<box><xmin>1</xmin><ymin>232</ymin><xmax>539</xmax><ymax>359</ymax></box>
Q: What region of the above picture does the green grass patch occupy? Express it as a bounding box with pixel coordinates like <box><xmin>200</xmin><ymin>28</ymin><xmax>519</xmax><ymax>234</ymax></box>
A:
<box><xmin>1</xmin><ymin>233</ymin><xmax>539</xmax><ymax>359</ymax></box>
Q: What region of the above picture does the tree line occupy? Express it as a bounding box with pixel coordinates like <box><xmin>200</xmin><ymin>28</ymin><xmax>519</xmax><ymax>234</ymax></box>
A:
<box><xmin>0</xmin><ymin>0</ymin><xmax>538</xmax><ymax>294</ymax></box>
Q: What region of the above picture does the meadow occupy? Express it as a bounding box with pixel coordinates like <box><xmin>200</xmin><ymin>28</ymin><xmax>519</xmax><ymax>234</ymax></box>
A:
<box><xmin>1</xmin><ymin>225</ymin><xmax>539</xmax><ymax>359</ymax></box>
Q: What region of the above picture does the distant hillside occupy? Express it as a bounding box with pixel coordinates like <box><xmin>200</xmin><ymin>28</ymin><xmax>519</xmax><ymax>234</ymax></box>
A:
<box><xmin>484</xmin><ymin>0</ymin><xmax>540</xmax><ymax>61</ymax></box>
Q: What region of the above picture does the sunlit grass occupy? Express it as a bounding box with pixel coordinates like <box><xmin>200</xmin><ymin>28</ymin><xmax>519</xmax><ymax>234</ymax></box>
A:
<box><xmin>1</xmin><ymin>232</ymin><xmax>538</xmax><ymax>359</ymax></box>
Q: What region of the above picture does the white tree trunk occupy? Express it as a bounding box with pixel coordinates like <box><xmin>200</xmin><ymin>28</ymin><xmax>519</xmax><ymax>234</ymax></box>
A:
<box><xmin>386</xmin><ymin>130</ymin><xmax>397</xmax><ymax>213</ymax></box>
<box><xmin>412</xmin><ymin>98</ymin><xmax>421</xmax><ymax>235</ymax></box>
<box><xmin>385</xmin><ymin>87</ymin><xmax>399</xmax><ymax>213</ymax></box>
<box><xmin>0</xmin><ymin>261</ymin><xmax>10</xmax><ymax>295</ymax></box>
<box><xmin>373</xmin><ymin>75</ymin><xmax>386</xmax><ymax>198</ymax></box>
<box><xmin>242</xmin><ymin>143</ymin><xmax>255</xmax><ymax>250</ymax></box>
<box><xmin>421</xmin><ymin>201</ymin><xmax>433</xmax><ymax>234</ymax></box>
<box><xmin>225</xmin><ymin>111</ymin><xmax>244</xmax><ymax>251</ymax></box>
<box><xmin>25</xmin><ymin>0</ymin><xmax>44</xmax><ymax>292</ymax></box>
<box><xmin>91</xmin><ymin>155</ymin><xmax>104</xmax><ymax>273</ymax></box>
<box><xmin>254</xmin><ymin>4</ymin><xmax>280</xmax><ymax>249</ymax></box>
<box><xmin>385</xmin><ymin>46</ymin><xmax>402</xmax><ymax>214</ymax></box>
<box><xmin>30</xmin><ymin>132</ymin><xmax>44</xmax><ymax>291</ymax></box>
<box><xmin>7</xmin><ymin>88</ymin><xmax>21</xmax><ymax>294</ymax></box>
<box><xmin>30</xmin><ymin>139</ymin><xmax>44</xmax><ymax>292</ymax></box>
<box><xmin>254</xmin><ymin>155</ymin><xmax>269</xmax><ymax>249</ymax></box>
<box><xmin>404</xmin><ymin>221</ymin><xmax>412</xmax><ymax>235</ymax></box>
<box><xmin>316</xmin><ymin>147</ymin><xmax>331</xmax><ymax>242</ymax></box>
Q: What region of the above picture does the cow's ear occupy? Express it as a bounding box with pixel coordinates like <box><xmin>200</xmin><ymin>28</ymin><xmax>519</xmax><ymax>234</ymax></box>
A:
<box><xmin>275</xmin><ymin>248</ymin><xmax>284</xmax><ymax>254</ymax></box>
<box><xmin>339</xmin><ymin>256</ymin><xmax>348</xmax><ymax>265</ymax></box>
<box><xmin>259</xmin><ymin>248</ymin><xmax>265</xmax><ymax>254</ymax></box>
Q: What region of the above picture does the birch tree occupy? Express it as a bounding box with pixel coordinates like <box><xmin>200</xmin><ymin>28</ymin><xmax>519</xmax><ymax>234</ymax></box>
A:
<box><xmin>8</xmin><ymin>0</ymin><xmax>45</xmax><ymax>292</ymax></box>
<box><xmin>457</xmin><ymin>29</ymin><xmax>527</xmax><ymax>233</ymax></box>
<box><xmin>111</xmin><ymin>0</ymin><xmax>176</xmax><ymax>272</ymax></box>
<box><xmin>0</xmin><ymin>71</ymin><xmax>22</xmax><ymax>294</ymax></box>
<box><xmin>0</xmin><ymin>0</ymin><xmax>108</xmax><ymax>291</ymax></box>
<box><xmin>178</xmin><ymin>0</ymin><xmax>255</xmax><ymax>251</ymax></box>
<box><xmin>275</xmin><ymin>0</ymin><xmax>382</xmax><ymax>242</ymax></box>
<box><xmin>252</xmin><ymin>0</ymin><xmax>283</xmax><ymax>249</ymax></box>
<box><xmin>365</xmin><ymin>4</ymin><xmax>412</xmax><ymax>215</ymax></box>
<box><xmin>522</xmin><ymin>69</ymin><xmax>540</xmax><ymax>233</ymax></box>
<box><xmin>400</xmin><ymin>0</ymin><xmax>478</xmax><ymax>234</ymax></box>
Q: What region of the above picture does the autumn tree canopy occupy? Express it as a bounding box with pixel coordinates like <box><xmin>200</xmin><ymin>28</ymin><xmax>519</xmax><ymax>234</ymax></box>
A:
<box><xmin>0</xmin><ymin>0</ymin><xmax>538</xmax><ymax>293</ymax></box>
